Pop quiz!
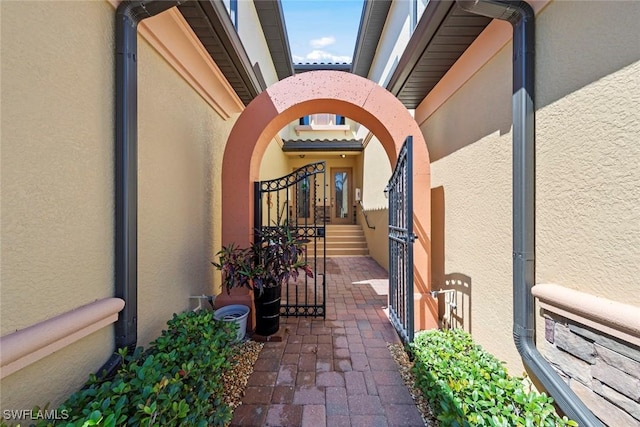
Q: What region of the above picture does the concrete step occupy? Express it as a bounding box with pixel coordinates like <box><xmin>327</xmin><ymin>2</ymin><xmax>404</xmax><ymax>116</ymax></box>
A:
<box><xmin>304</xmin><ymin>224</ymin><xmax>369</xmax><ymax>257</ymax></box>
<box><xmin>307</xmin><ymin>247</ymin><xmax>370</xmax><ymax>257</ymax></box>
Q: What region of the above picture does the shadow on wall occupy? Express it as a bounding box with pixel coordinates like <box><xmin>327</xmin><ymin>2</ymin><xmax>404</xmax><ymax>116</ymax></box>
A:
<box><xmin>536</xmin><ymin>1</ymin><xmax>640</xmax><ymax>110</ymax></box>
<box><xmin>431</xmin><ymin>186</ymin><xmax>472</xmax><ymax>332</ymax></box>
<box><xmin>441</xmin><ymin>273</ymin><xmax>472</xmax><ymax>333</ymax></box>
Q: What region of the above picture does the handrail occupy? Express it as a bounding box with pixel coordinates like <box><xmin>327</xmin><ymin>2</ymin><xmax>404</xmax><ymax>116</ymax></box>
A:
<box><xmin>357</xmin><ymin>200</ymin><xmax>375</xmax><ymax>230</ymax></box>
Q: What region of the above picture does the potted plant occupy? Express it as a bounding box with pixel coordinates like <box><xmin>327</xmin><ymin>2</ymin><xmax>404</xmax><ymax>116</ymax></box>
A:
<box><xmin>212</xmin><ymin>225</ymin><xmax>313</xmax><ymax>336</ymax></box>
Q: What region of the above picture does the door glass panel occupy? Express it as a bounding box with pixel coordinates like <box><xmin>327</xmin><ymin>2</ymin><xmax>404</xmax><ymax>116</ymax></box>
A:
<box><xmin>296</xmin><ymin>177</ymin><xmax>310</xmax><ymax>219</ymax></box>
<box><xmin>334</xmin><ymin>172</ymin><xmax>349</xmax><ymax>219</ymax></box>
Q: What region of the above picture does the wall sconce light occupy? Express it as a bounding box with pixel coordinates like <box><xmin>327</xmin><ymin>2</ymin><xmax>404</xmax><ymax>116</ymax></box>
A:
<box><xmin>340</xmin><ymin>154</ymin><xmax>346</xmax><ymax>158</ymax></box>
<box><xmin>383</xmin><ymin>185</ymin><xmax>389</xmax><ymax>199</ymax></box>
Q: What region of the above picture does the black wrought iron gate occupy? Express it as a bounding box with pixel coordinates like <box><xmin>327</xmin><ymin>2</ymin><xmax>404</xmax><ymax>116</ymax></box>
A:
<box><xmin>388</xmin><ymin>136</ymin><xmax>415</xmax><ymax>343</ymax></box>
<box><xmin>254</xmin><ymin>162</ymin><xmax>327</xmax><ymax>317</ymax></box>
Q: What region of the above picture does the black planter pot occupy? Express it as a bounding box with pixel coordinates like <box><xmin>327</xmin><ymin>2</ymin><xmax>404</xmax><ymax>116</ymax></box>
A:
<box><xmin>254</xmin><ymin>284</ymin><xmax>282</xmax><ymax>336</ymax></box>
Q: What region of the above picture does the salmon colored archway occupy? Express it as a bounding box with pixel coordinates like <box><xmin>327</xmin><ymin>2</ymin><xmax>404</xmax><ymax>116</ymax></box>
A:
<box><xmin>221</xmin><ymin>70</ymin><xmax>437</xmax><ymax>330</ymax></box>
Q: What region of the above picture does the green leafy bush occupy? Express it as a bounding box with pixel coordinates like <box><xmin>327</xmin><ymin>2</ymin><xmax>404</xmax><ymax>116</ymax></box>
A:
<box><xmin>411</xmin><ymin>329</ymin><xmax>577</xmax><ymax>427</ymax></box>
<box><xmin>41</xmin><ymin>310</ymin><xmax>238</xmax><ymax>427</ymax></box>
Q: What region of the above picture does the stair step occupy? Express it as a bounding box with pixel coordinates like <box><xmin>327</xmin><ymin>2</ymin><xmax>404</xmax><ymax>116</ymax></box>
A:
<box><xmin>307</xmin><ymin>248</ymin><xmax>370</xmax><ymax>256</ymax></box>
<box><xmin>302</xmin><ymin>225</ymin><xmax>369</xmax><ymax>257</ymax></box>
<box><xmin>306</xmin><ymin>242</ymin><xmax>367</xmax><ymax>250</ymax></box>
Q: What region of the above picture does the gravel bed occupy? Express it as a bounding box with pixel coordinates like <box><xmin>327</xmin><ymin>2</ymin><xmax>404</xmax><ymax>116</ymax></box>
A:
<box><xmin>388</xmin><ymin>343</ymin><xmax>438</xmax><ymax>426</ymax></box>
<box><xmin>222</xmin><ymin>340</ymin><xmax>264</xmax><ymax>409</ymax></box>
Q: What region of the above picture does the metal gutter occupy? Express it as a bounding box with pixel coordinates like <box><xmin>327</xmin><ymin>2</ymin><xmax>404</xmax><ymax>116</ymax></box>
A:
<box><xmin>101</xmin><ymin>0</ymin><xmax>185</xmax><ymax>378</ymax></box>
<box><xmin>456</xmin><ymin>1</ymin><xmax>602</xmax><ymax>425</ymax></box>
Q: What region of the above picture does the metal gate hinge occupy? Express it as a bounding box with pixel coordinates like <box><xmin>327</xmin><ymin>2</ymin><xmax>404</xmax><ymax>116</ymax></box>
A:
<box><xmin>409</xmin><ymin>233</ymin><xmax>418</xmax><ymax>243</ymax></box>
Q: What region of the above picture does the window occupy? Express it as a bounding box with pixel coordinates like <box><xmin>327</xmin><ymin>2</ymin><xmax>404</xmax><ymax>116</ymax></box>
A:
<box><xmin>298</xmin><ymin>114</ymin><xmax>345</xmax><ymax>126</ymax></box>
<box><xmin>223</xmin><ymin>0</ymin><xmax>238</xmax><ymax>29</ymax></box>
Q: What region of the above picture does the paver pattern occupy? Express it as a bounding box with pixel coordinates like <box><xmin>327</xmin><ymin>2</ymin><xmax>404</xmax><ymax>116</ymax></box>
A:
<box><xmin>230</xmin><ymin>257</ymin><xmax>425</xmax><ymax>427</ymax></box>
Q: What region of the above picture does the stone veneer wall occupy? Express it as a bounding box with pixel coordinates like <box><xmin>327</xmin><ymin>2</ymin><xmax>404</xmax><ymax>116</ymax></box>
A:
<box><xmin>541</xmin><ymin>313</ymin><xmax>640</xmax><ymax>426</ymax></box>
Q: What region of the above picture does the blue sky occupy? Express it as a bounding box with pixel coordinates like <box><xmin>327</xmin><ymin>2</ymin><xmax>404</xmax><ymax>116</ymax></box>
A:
<box><xmin>281</xmin><ymin>0</ymin><xmax>365</xmax><ymax>64</ymax></box>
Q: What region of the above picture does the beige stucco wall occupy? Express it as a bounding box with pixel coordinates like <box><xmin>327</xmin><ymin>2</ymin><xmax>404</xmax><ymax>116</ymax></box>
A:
<box><xmin>1</xmin><ymin>1</ymin><xmax>117</xmax><ymax>410</ymax></box>
<box><xmin>422</xmin><ymin>0</ymin><xmax>640</xmax><ymax>374</ymax></box>
<box><xmin>360</xmin><ymin>136</ymin><xmax>391</xmax><ymax>270</ymax></box>
<box><xmin>1</xmin><ymin>0</ymin><xmax>236</xmax><ymax>410</ymax></box>
<box><xmin>534</xmin><ymin>1</ymin><xmax>640</xmax><ymax>305</ymax></box>
<box><xmin>237</xmin><ymin>0</ymin><xmax>278</xmax><ymax>88</ymax></box>
<box><xmin>362</xmin><ymin>136</ymin><xmax>391</xmax><ymax>210</ymax></box>
<box><xmin>136</xmin><ymin>33</ymin><xmax>235</xmax><ymax>346</ymax></box>
<box><xmin>260</xmin><ymin>140</ymin><xmax>290</xmax><ymax>181</ymax></box>
<box><xmin>1</xmin><ymin>0</ymin><xmax>115</xmax><ymax>336</ymax></box>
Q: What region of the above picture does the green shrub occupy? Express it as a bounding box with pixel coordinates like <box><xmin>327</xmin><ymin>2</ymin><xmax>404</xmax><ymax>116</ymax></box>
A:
<box><xmin>411</xmin><ymin>329</ymin><xmax>578</xmax><ymax>427</ymax></box>
<box><xmin>41</xmin><ymin>310</ymin><xmax>238</xmax><ymax>427</ymax></box>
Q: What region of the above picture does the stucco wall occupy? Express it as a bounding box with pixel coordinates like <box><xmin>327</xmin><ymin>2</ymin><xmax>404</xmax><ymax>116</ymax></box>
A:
<box><xmin>362</xmin><ymin>136</ymin><xmax>391</xmax><ymax>210</ymax></box>
<box><xmin>260</xmin><ymin>140</ymin><xmax>290</xmax><ymax>181</ymax></box>
<box><xmin>360</xmin><ymin>208</ymin><xmax>389</xmax><ymax>271</ymax></box>
<box><xmin>1</xmin><ymin>0</ymin><xmax>114</xmax><ymax>336</ymax></box>
<box><xmin>1</xmin><ymin>0</ymin><xmax>236</xmax><ymax>410</ymax></box>
<box><xmin>421</xmin><ymin>0</ymin><xmax>640</xmax><ymax>374</ymax></box>
<box><xmin>136</xmin><ymin>33</ymin><xmax>235</xmax><ymax>346</ymax></box>
<box><xmin>360</xmin><ymin>136</ymin><xmax>391</xmax><ymax>270</ymax></box>
<box><xmin>368</xmin><ymin>0</ymin><xmax>412</xmax><ymax>85</ymax></box>
<box><xmin>534</xmin><ymin>0</ymin><xmax>640</xmax><ymax>305</ymax></box>
<box><xmin>0</xmin><ymin>1</ymin><xmax>117</xmax><ymax>410</ymax></box>
<box><xmin>237</xmin><ymin>0</ymin><xmax>278</xmax><ymax>88</ymax></box>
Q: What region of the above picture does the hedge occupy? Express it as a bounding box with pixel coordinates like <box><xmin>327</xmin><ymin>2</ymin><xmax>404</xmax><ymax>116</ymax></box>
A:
<box><xmin>411</xmin><ymin>329</ymin><xmax>578</xmax><ymax>427</ymax></box>
<box><xmin>31</xmin><ymin>310</ymin><xmax>238</xmax><ymax>427</ymax></box>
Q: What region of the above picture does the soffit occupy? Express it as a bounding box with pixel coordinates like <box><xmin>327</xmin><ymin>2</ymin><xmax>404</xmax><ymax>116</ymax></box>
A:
<box><xmin>294</xmin><ymin>63</ymin><xmax>352</xmax><ymax>74</ymax></box>
<box><xmin>386</xmin><ymin>1</ymin><xmax>492</xmax><ymax>109</ymax></box>
<box><xmin>283</xmin><ymin>140</ymin><xmax>364</xmax><ymax>152</ymax></box>
<box><xmin>178</xmin><ymin>1</ymin><xmax>264</xmax><ymax>106</ymax></box>
<box><xmin>254</xmin><ymin>0</ymin><xmax>295</xmax><ymax>81</ymax></box>
<box><xmin>352</xmin><ymin>0</ymin><xmax>393</xmax><ymax>77</ymax></box>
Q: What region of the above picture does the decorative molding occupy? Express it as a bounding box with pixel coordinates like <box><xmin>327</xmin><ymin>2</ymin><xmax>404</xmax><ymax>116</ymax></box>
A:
<box><xmin>533</xmin><ymin>283</ymin><xmax>640</xmax><ymax>347</ymax></box>
<box><xmin>0</xmin><ymin>298</ymin><xmax>125</xmax><ymax>378</ymax></box>
<box><xmin>274</xmin><ymin>134</ymin><xmax>284</xmax><ymax>148</ymax></box>
<box><xmin>294</xmin><ymin>124</ymin><xmax>351</xmax><ymax>136</ymax></box>
<box><xmin>362</xmin><ymin>131</ymin><xmax>374</xmax><ymax>148</ymax></box>
<box><xmin>107</xmin><ymin>1</ymin><xmax>244</xmax><ymax>119</ymax></box>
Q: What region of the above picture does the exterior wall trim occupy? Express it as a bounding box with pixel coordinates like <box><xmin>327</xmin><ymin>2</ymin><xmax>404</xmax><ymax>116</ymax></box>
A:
<box><xmin>533</xmin><ymin>283</ymin><xmax>640</xmax><ymax>347</ymax></box>
<box><xmin>0</xmin><ymin>298</ymin><xmax>125</xmax><ymax>379</ymax></box>
<box><xmin>108</xmin><ymin>1</ymin><xmax>244</xmax><ymax>119</ymax></box>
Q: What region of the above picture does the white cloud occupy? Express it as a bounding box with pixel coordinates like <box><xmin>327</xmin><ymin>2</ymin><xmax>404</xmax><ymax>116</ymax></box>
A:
<box><xmin>305</xmin><ymin>50</ymin><xmax>351</xmax><ymax>63</ymax></box>
<box><xmin>310</xmin><ymin>36</ymin><xmax>336</xmax><ymax>49</ymax></box>
<box><xmin>292</xmin><ymin>54</ymin><xmax>305</xmax><ymax>62</ymax></box>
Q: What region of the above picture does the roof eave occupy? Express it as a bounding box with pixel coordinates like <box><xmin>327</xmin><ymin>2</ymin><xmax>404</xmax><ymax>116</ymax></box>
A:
<box><xmin>385</xmin><ymin>1</ymin><xmax>493</xmax><ymax>109</ymax></box>
<box><xmin>351</xmin><ymin>0</ymin><xmax>393</xmax><ymax>77</ymax></box>
<box><xmin>255</xmin><ymin>0</ymin><xmax>295</xmax><ymax>80</ymax></box>
<box><xmin>178</xmin><ymin>0</ymin><xmax>266</xmax><ymax>106</ymax></box>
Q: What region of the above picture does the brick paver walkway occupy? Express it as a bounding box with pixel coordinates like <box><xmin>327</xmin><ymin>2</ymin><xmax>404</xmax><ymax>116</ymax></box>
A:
<box><xmin>230</xmin><ymin>257</ymin><xmax>425</xmax><ymax>427</ymax></box>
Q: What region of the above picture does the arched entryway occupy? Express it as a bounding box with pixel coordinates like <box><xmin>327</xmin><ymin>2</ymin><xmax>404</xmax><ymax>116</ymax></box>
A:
<box><xmin>221</xmin><ymin>70</ymin><xmax>437</xmax><ymax>330</ymax></box>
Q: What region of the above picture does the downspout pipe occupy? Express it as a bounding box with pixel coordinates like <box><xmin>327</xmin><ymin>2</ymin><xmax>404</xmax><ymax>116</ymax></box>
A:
<box><xmin>456</xmin><ymin>1</ymin><xmax>603</xmax><ymax>425</ymax></box>
<box><xmin>99</xmin><ymin>0</ymin><xmax>185</xmax><ymax>378</ymax></box>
